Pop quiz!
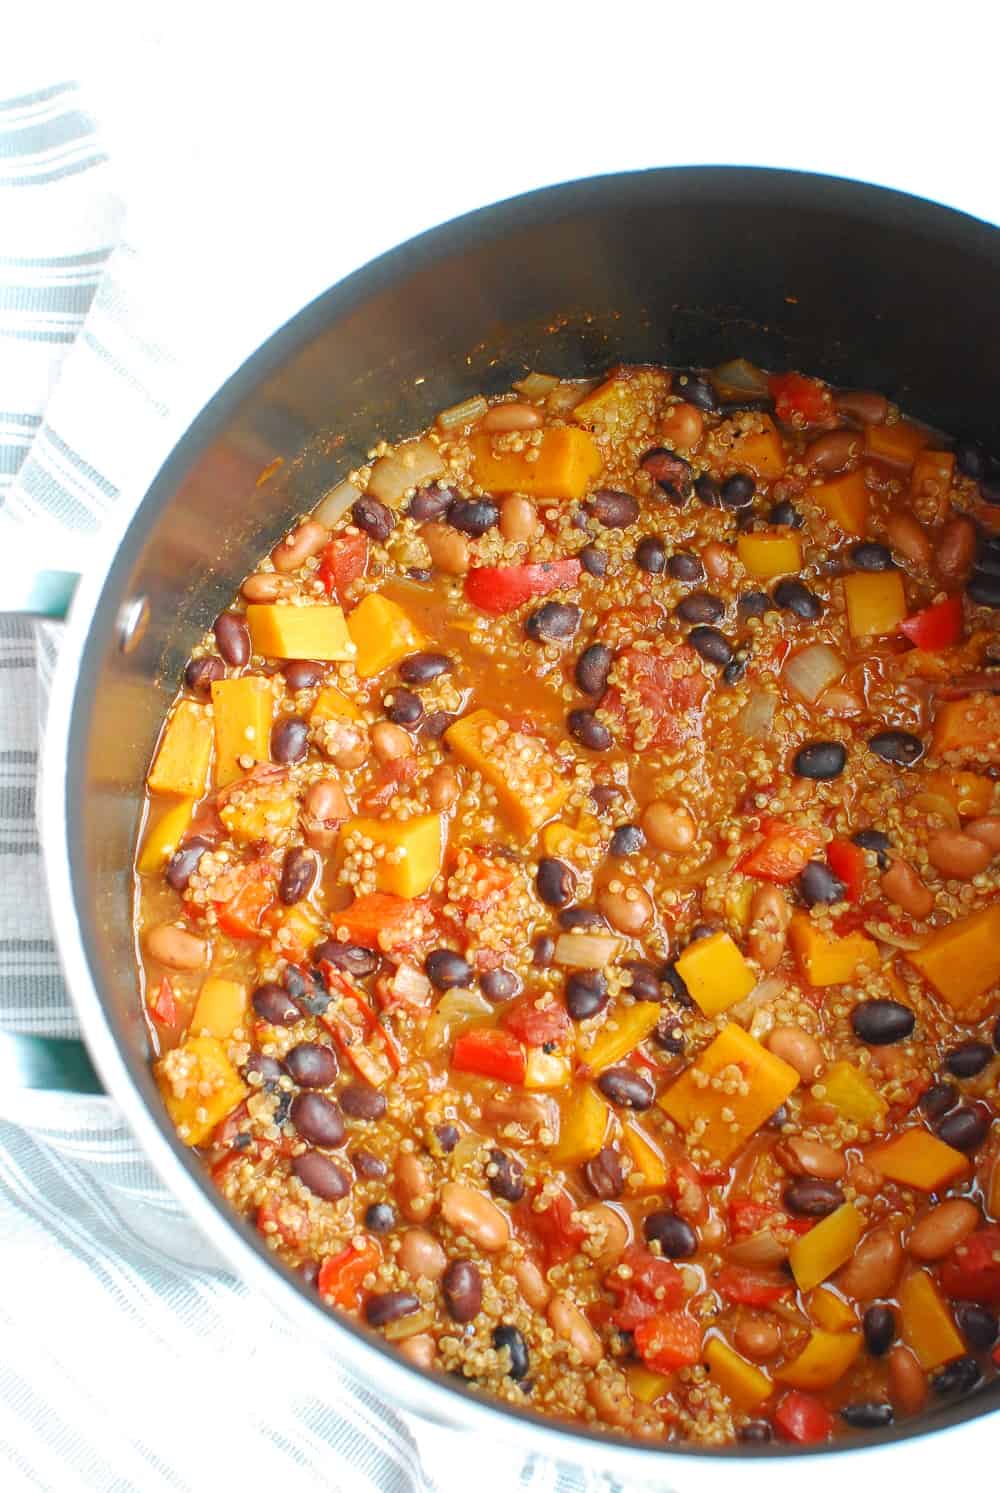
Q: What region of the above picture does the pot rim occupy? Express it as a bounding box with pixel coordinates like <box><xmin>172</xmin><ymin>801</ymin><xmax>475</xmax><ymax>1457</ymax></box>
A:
<box><xmin>39</xmin><ymin>164</ymin><xmax>1000</xmax><ymax>1475</ymax></box>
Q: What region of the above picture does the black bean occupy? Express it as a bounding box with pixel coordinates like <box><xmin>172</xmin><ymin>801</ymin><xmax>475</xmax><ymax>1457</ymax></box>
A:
<box><xmin>722</xmin><ymin>651</ymin><xmax>750</xmax><ymax>685</ymax></box>
<box><xmin>930</xmin><ymin>1356</ymin><xmax>981</xmax><ymax>1397</ymax></box>
<box><xmin>351</xmin><ymin>495</ymin><xmax>394</xmax><ymax>542</ymax></box>
<box><xmin>493</xmin><ymin>1324</ymin><xmax>529</xmax><ymax>1380</ymax></box>
<box><xmin>799</xmin><ymin>860</ymin><xmax>846</xmax><ymax>906</ymax></box>
<box><xmin>920</xmin><ymin>1081</ymin><xmax>958</xmax><ymax>1119</ymax></box>
<box><xmin>290</xmin><ymin>1092</ymin><xmax>345</xmax><ymax>1148</ymax></box>
<box><xmin>851</xmin><ymin>999</ymin><xmax>915</xmax><ymax>1045</ymax></box>
<box><xmin>653</xmin><ymin>1011</ymin><xmax>686</xmax><ymax>1054</ymax></box>
<box><xmin>580</xmin><ymin>544</ymin><xmax>607</xmax><ymax>576</ymax></box>
<box><xmin>425</xmin><ymin>948</ymin><xmax>474</xmax><ymax>990</ymax></box>
<box><xmin>767</xmin><ymin>1104</ymin><xmax>789</xmax><ymax>1130</ymax></box>
<box><xmin>565</xmin><ymin>969</ymin><xmax>608</xmax><ymax>1020</ymax></box>
<box><xmin>481</xmin><ymin>968</ymin><xmax>520</xmax><ymax>1002</ymax></box>
<box><xmin>409</xmin><ymin>484</ymin><xmax>456</xmax><ymax>521</ymax></box>
<box><xmin>532</xmin><ymin>934</ymin><xmax>556</xmax><ymax>967</ymax></box>
<box><xmin>850</xmin><ymin>542</ymin><xmax>895</xmax><ymax>572</ymax></box>
<box><xmin>769</xmin><ymin>499</ymin><xmax>803</xmax><ymax>528</ymax></box>
<box><xmin>365</xmin><ymin>1202</ymin><xmax>396</xmax><ymax>1233</ymax></box>
<box><xmin>421</xmin><ymin>710</ymin><xmax>454</xmax><ymax>739</ymax></box>
<box><xmin>313</xmin><ymin>940</ymin><xmax>380</xmax><ymax>977</ymax></box>
<box><xmin>213</xmin><ymin>612</ymin><xmax>251</xmax><ymax>667</ymax></box>
<box><xmin>487</xmin><ymin>1148</ymin><xmax>525</xmax><ymax>1202</ymax></box>
<box><xmin>774</xmin><ymin>578</ymin><xmax>823</xmax><ymax>620</ymax></box>
<box><xmin>184</xmin><ymin>655</ymin><xmax>225</xmax><ymax>695</ymax></box>
<box><xmin>852</xmin><ymin>828</ymin><xmax>892</xmax><ymax>871</ymax></box>
<box><xmin>635</xmin><ymin>535</ymin><xmax>666</xmax><ymax>574</ymax></box>
<box><xmin>590</xmin><ymin>784</ymin><xmax>622</xmax><ymax>813</ymax></box>
<box><xmin>662</xmin><ymin>961</ymin><xmax>693</xmax><ymax>1008</ymax></box>
<box><xmin>623</xmin><ymin>960</ymin><xmax>664</xmax><ymax>1003</ymax></box>
<box><xmin>164</xmin><ymin>837</ymin><xmax>211</xmax><ymax>892</ymax></box>
<box><xmin>280</xmin><ymin>846</ymin><xmax>318</xmax><ymax>906</ymax></box>
<box><xmin>399</xmin><ymin>651</ymin><xmax>453</xmax><ymax>685</ymax></box>
<box><xmin>783</xmin><ymin>1179</ymin><xmax>845</xmax><ymax>1217</ymax></box>
<box><xmin>352</xmin><ymin>1148</ymin><xmax>387</xmax><ymax>1180</ymax></box>
<box><xmin>407</xmin><ymin>566</ymin><xmax>432</xmax><ymax>583</ymax></box>
<box><xmin>676</xmin><ymin>591</ymin><xmax>724</xmax><ymax>625</ymax></box>
<box><xmin>694</xmin><ymin>473</ymin><xmax>722</xmax><ymax>507</ymax></box>
<box><xmin>558</xmin><ymin>906</ymin><xmax>607</xmax><ymax>931</ymax></box>
<box><xmin>252</xmin><ymin>982</ymin><xmax>301</xmax><ymax>1026</ymax></box>
<box><xmin>584</xmin><ymin>1146</ymin><xmax>625</xmax><ymax>1200</ymax></box>
<box><xmin>956</xmin><ymin>440</ymin><xmax>988</xmax><ymax>479</ymax></box>
<box><xmin>383</xmin><ymin>687</ymin><xmax>424</xmax><ymax>728</ymax></box>
<box><xmin>271</xmin><ymin>715</ymin><xmax>309</xmax><ymax>764</ymax></box>
<box><xmin>365</xmin><ymin>1291</ymin><xmax>420</xmax><ymax>1327</ymax></box>
<box><xmin>968</xmin><ymin>571</ymin><xmax>1000</xmax><ymax>608</ymax></box>
<box><xmin>641</xmin><ymin>447</ymin><xmax>692</xmax><ymax>502</ymax></box>
<box><xmin>339</xmin><ymin>1081</ymin><xmax>388</xmax><ymax>1121</ymax></box>
<box><xmin>597</xmin><ymin>1066</ymin><xmax>655</xmax><ymax>1110</ymax></box>
<box><xmin>643</xmin><ymin>1210</ymin><xmax>697</xmax><ymax>1258</ymax></box>
<box><xmin>273</xmin><ymin>1091</ymin><xmax>293</xmax><ymax>1127</ymax></box>
<box><xmin>840</xmin><ymin>1403</ymin><xmax>894</xmax><ymax>1429</ymax></box>
<box><xmin>738</xmin><ymin>590</ymin><xmax>772</xmax><ymax>620</ymax></box>
<box><xmin>674</xmin><ymin>373</ymin><xmax>717</xmax><ymax>412</ymax></box>
<box><xmin>666</xmin><ymin>551</ymin><xmax>703</xmax><ymax>582</ymax></box>
<box><xmin>935</xmin><ymin>1104</ymin><xmax>989</xmax><ymax>1152</ymax></box>
<box><xmin>567</xmin><ymin>709</ymin><xmax>613</xmax><ymax>750</ymax></box>
<box><xmin>536</xmin><ymin>858</ymin><xmax>576</xmax><ymax>908</ymax></box>
<box><xmin>592</xmin><ymin>488</ymin><xmax>639</xmax><ymax>529</ymax></box>
<box><xmin>868</xmin><ymin>730</ymin><xmax>924</xmax><ymax>767</ymax></box>
<box><xmin>242</xmin><ymin>1051</ymin><xmax>283</xmax><ymax>1089</ymax></box>
<box><xmin>955</xmin><ymin>1303</ymin><xmax>998</xmax><ymax>1349</ymax></box>
<box><xmin>284</xmin><ymin>1042</ymin><xmax>338</xmax><ymax>1088</ymax></box>
<box><xmin>720</xmin><ymin>472</ymin><xmax>755</xmax><ymax>509</ymax></box>
<box><xmin>945</xmin><ymin>1042</ymin><xmax>994</xmax><ymax>1079</ymax></box>
<box><xmin>610</xmin><ymin>824</ymin><xmax>644</xmax><ymax>857</ymax></box>
<box><xmin>863</xmin><ymin>1304</ymin><xmax>896</xmax><ymax>1356</ymax></box>
<box><xmin>443</xmin><ymin>1260</ymin><xmax>483</xmax><ymax>1323</ymax></box>
<box><xmin>448</xmin><ymin>498</ymin><xmax>498</xmax><ymax>536</ymax></box>
<box><xmin>525</xmin><ymin>602</ymin><xmax>581</xmax><ymax>643</ymax></box>
<box><xmin>688</xmin><ymin>625</ymin><xmax>733</xmax><ymax>667</ymax></box>
<box><xmin>737</xmin><ymin>1422</ymin><xmax>773</xmax><ymax>1444</ymax></box>
<box><xmin>431</xmin><ymin>1124</ymin><xmax>458</xmax><ymax>1155</ymax></box>
<box><xmin>292</xmin><ymin>1152</ymin><xmax>351</xmax><ymax>1200</ymax></box>
<box><xmin>793</xmin><ymin>740</ymin><xmax>847</xmax><ymax>779</ymax></box>
<box><xmin>287</xmin><ymin>966</ymin><xmax>328</xmax><ymax>1016</ymax></box>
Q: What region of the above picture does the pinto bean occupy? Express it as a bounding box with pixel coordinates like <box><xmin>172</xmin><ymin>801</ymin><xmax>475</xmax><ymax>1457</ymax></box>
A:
<box><xmin>887</xmin><ymin>1345</ymin><xmax>927</xmax><ymax>1415</ymax></box>
<box><xmin>881</xmin><ymin>858</ymin><xmax>934</xmax><ymax>918</ymax></box>
<box><xmin>966</xmin><ymin>815</ymin><xmax>1000</xmax><ymax>853</ymax></box>
<box><xmin>499</xmin><ymin>493</ymin><xmax>539</xmax><ymax>542</ymax></box>
<box><xmin>547</xmin><ymin>1295</ymin><xmax>603</xmax><ymax>1366</ymax></box>
<box><xmin>395</xmin><ymin>1153</ymin><xmax>434</xmax><ymax>1223</ymax></box>
<box><xmin>748</xmin><ymin>884</ymin><xmax>792</xmax><ymax>971</ymax></box>
<box><xmin>927</xmin><ymin>830</ymin><xmax>992</xmax><ymax>880</ymax></box>
<box><xmin>936</xmin><ymin>516</ymin><xmax>977</xmax><ymax>582</ymax></box>
<box><xmin>482</xmin><ymin>401</ymin><xmax>544</xmax><ymax>432</ymax></box>
<box><xmin>440</xmin><ymin>1183</ymin><xmax>510</xmax><ymax>1252</ymax></box>
<box><xmin>701</xmin><ymin>541</ymin><xmax>733</xmax><ymax>581</ymax></box>
<box><xmin>765</xmin><ymin>1025</ymin><xmax>822</xmax><ymax>1082</ymax></box>
<box><xmin>834</xmin><ymin>390</ymin><xmax>889</xmax><ymax>424</ymax></box>
<box><xmin>426</xmin><ymin>765</ymin><xmax>460</xmax><ymax>810</ymax></box>
<box><xmin>514</xmin><ymin>1256</ymin><xmax>551</xmax><ymax>1309</ymax></box>
<box><xmin>836</xmin><ymin>1224</ymin><xmax>902</xmax><ymax>1301</ymax></box>
<box><xmin>304</xmin><ymin>778</ymin><xmax>349</xmax><ymax>824</ymax></box>
<box><xmin>421</xmin><ymin>521</ymin><xmax>470</xmax><ymax>575</ymax></box>
<box><xmin>776</xmin><ymin>1135</ymin><xmax>846</xmax><ymax>1181</ymax></box>
<box><xmin>884</xmin><ymin>512</ymin><xmax>932</xmax><ymax>569</ymax></box>
<box><xmin>371</xmin><ymin>720</ymin><xmax>413</xmax><ymax>762</ymax></box>
<box><xmin>804</xmin><ymin>428</ymin><xmax>861</xmax><ymax>473</ymax></box>
<box><xmin>641</xmin><ymin>801</ymin><xmax>696</xmax><ymax>853</ymax></box>
<box><xmin>145</xmin><ymin>922</ymin><xmax>207</xmax><ymax>970</ymax></box>
<box><xmin>908</xmin><ymin>1199</ymin><xmax>980</xmax><ymax>1261</ymax></box>
<box><xmin>399</xmin><ymin>1228</ymin><xmax>448</xmax><ymax>1280</ymax></box>
<box><xmin>271</xmin><ymin>519</ymin><xmax>329</xmax><ymax>573</ymax></box>
<box><xmin>398</xmin><ymin>1333</ymin><xmax>436</xmax><ymax>1370</ymax></box>
<box><xmin>596</xmin><ymin>878</ymin><xmax>653</xmax><ymax>935</ymax></box>
<box><xmin>733</xmin><ymin>1314</ymin><xmax>782</xmax><ymax>1362</ymax></box>
<box><xmin>661</xmin><ymin>401</ymin><xmax>703</xmax><ymax>451</ymax></box>
<box><xmin>241</xmin><ymin>571</ymin><xmax>296</xmax><ymax>602</ymax></box>
<box><xmin>583</xmin><ymin>1203</ymin><xmax>630</xmax><ymax>1267</ymax></box>
<box><xmin>586</xmin><ymin>1374</ymin><xmax>635</xmax><ymax>1428</ymax></box>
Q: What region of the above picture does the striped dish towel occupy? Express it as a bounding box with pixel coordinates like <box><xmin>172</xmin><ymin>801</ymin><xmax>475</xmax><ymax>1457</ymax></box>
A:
<box><xmin>0</xmin><ymin>79</ymin><xmax>635</xmax><ymax>1493</ymax></box>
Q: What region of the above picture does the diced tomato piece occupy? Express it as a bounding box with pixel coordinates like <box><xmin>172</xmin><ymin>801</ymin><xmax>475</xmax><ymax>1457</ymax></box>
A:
<box><xmin>443</xmin><ymin>851</ymin><xmax>515</xmax><ymax>933</ymax></box>
<box><xmin>452</xmin><ymin>1027</ymin><xmax>526</xmax><ymax>1084</ymax></box>
<box><xmin>773</xmin><ymin>1390</ymin><xmax>835</xmax><ymax>1444</ymax></box>
<box><xmin>739</xmin><ymin>822</ymin><xmax>824</xmax><ymax>882</ymax></box>
<box><xmin>611</xmin><ymin>645</ymin><xmax>709</xmax><ymax>749</ymax></box>
<box><xmin>256</xmin><ymin>1196</ymin><xmax>310</xmax><ymax>1251</ymax></box>
<box><xmin>318</xmin><ymin>1236</ymin><xmax>382</xmax><ymax>1311</ymax></box>
<box><xmin>148</xmin><ymin>976</ymin><xmax>178</xmax><ymax>1026</ymax></box>
<box><xmin>715</xmin><ymin>1265</ymin><xmax>793</xmax><ymax>1306</ymax></box>
<box><xmin>938</xmin><ymin>1226</ymin><xmax>1000</xmax><ymax>1306</ymax></box>
<box><xmin>502</xmin><ymin>998</ymin><xmax>572</xmax><ymax>1048</ymax></box>
<box><xmin>664</xmin><ymin>1159</ymin><xmax>709</xmax><ymax>1224</ymax></box>
<box><xmin>215</xmin><ymin>875</ymin><xmax>276</xmax><ymax>938</ymax></box>
<box><xmin>464</xmin><ymin>558</ymin><xmax>582</xmax><ymax>616</ymax></box>
<box><xmin>633</xmin><ymin>1310</ymin><xmax>702</xmax><ymax>1372</ymax></box>
<box><xmin>331</xmin><ymin>892</ymin><xmax>415</xmax><ymax>947</ymax></box>
<box><xmin>515</xmin><ymin>1188</ymin><xmax>588</xmax><ymax>1266</ymax></box>
<box><xmin>898</xmin><ymin>593</ymin><xmax>963</xmax><ymax>651</ymax></box>
<box><xmin>728</xmin><ymin>1197</ymin><xmax>812</xmax><ymax>1238</ymax></box>
<box><xmin>320</xmin><ymin>969</ymin><xmax>401</xmax><ymax>1084</ymax></box>
<box><xmin>318</xmin><ymin>531</ymin><xmax>368</xmax><ymax>602</ymax></box>
<box><xmin>826</xmin><ymin>838</ymin><xmax>867</xmax><ymax>903</ymax></box>
<box><xmin>768</xmin><ymin>372</ymin><xmax>834</xmax><ymax>427</ymax></box>
<box><xmin>606</xmin><ymin>1246</ymin><xmax>686</xmax><ymax>1330</ymax></box>
<box><xmin>358</xmin><ymin>755</ymin><xmax>419</xmax><ymax>811</ymax></box>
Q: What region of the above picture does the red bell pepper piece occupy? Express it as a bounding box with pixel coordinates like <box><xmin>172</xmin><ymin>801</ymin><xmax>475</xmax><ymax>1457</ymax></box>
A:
<box><xmin>215</xmin><ymin>876</ymin><xmax>275</xmax><ymax>938</ymax></box>
<box><xmin>773</xmin><ymin>1390</ymin><xmax>835</xmax><ymax>1444</ymax></box>
<box><xmin>318</xmin><ymin>1236</ymin><xmax>381</xmax><ymax>1310</ymax></box>
<box><xmin>768</xmin><ymin>371</ymin><xmax>834</xmax><ymax>427</ymax></box>
<box><xmin>938</xmin><ymin>1226</ymin><xmax>1000</xmax><ymax>1306</ymax></box>
<box><xmin>826</xmin><ymin>838</ymin><xmax>867</xmax><ymax>903</ymax></box>
<box><xmin>318</xmin><ymin>532</ymin><xmax>368</xmax><ymax>602</ymax></box>
<box><xmin>464</xmin><ymin>558</ymin><xmax>581</xmax><ymax>616</ymax></box>
<box><xmin>452</xmin><ymin>1027</ymin><xmax>526</xmax><ymax>1084</ymax></box>
<box><xmin>728</xmin><ymin>1197</ymin><xmax>812</xmax><ymax>1237</ymax></box>
<box><xmin>606</xmin><ymin>645</ymin><xmax>709</xmax><ymax>750</ymax></box>
<box><xmin>256</xmin><ymin>1197</ymin><xmax>310</xmax><ymax>1251</ymax></box>
<box><xmin>898</xmin><ymin>592</ymin><xmax>963</xmax><ymax>651</ymax></box>
<box><xmin>148</xmin><ymin>976</ymin><xmax>178</xmax><ymax>1026</ymax></box>
<box><xmin>715</xmin><ymin>1265</ymin><xmax>793</xmax><ymax>1306</ymax></box>
<box><xmin>515</xmin><ymin>1188</ymin><xmax>587</xmax><ymax>1266</ymax></box>
<box><xmin>606</xmin><ymin>1246</ymin><xmax>685</xmax><ymax>1330</ymax></box>
<box><xmin>502</xmin><ymin>998</ymin><xmax>572</xmax><ymax>1048</ymax></box>
<box><xmin>633</xmin><ymin>1310</ymin><xmax>702</xmax><ymax>1372</ymax></box>
<box><xmin>320</xmin><ymin>968</ymin><xmax>401</xmax><ymax>1085</ymax></box>
<box><xmin>739</xmin><ymin>822</ymin><xmax>825</xmax><ymax>882</ymax></box>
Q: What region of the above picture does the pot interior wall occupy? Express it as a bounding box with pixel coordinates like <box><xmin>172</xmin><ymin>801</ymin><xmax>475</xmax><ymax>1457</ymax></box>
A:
<box><xmin>64</xmin><ymin>166</ymin><xmax>1000</xmax><ymax>1445</ymax></box>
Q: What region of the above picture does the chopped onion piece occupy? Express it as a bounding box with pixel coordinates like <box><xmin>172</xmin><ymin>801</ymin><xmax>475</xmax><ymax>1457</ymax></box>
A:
<box><xmin>390</xmin><ymin>962</ymin><xmax>433</xmax><ymax>1006</ymax></box>
<box><xmin>436</xmin><ymin>395</ymin><xmax>488</xmax><ymax>432</ymax></box>
<box><xmin>784</xmin><ymin>643</ymin><xmax>847</xmax><ymax>704</ymax></box>
<box><xmin>313</xmin><ymin>477</ymin><xmax>362</xmax><ymax>528</ymax></box>
<box><xmin>726</xmin><ymin>1231</ymin><xmax>788</xmax><ymax>1268</ymax></box>
<box><xmin>864</xmin><ymin>922</ymin><xmax>925</xmax><ymax>951</ymax></box>
<box><xmin>736</xmin><ymin>688</ymin><xmax>777</xmax><ymax>739</ymax></box>
<box><xmin>383</xmin><ymin>1307</ymin><xmax>436</xmax><ymax>1341</ymax></box>
<box><xmin>368</xmin><ymin>438</ymin><xmax>445</xmax><ymax>506</ymax></box>
<box><xmin>729</xmin><ymin>974</ymin><xmax>787</xmax><ymax>1025</ymax></box>
<box><xmin>554</xmin><ymin>932</ymin><xmax>622</xmax><ymax>969</ymax></box>
<box><xmin>422</xmin><ymin>988</ymin><xmax>492</xmax><ymax>1054</ymax></box>
<box><xmin>513</xmin><ymin>372</ymin><xmax>559</xmax><ymax>399</ymax></box>
<box><xmin>546</xmin><ymin>380</ymin><xmax>596</xmax><ymax>416</ymax></box>
<box><xmin>711</xmin><ymin>358</ymin><xmax>770</xmax><ymax>401</ymax></box>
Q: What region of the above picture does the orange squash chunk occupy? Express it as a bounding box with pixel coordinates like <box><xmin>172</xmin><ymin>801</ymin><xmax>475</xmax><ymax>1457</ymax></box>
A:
<box><xmin>731</xmin><ymin>415</ymin><xmax>786</xmax><ymax>478</ymax></box>
<box><xmin>932</xmin><ymin>694</ymin><xmax>1000</xmax><ymax>765</ymax></box>
<box><xmin>812</xmin><ymin>470</ymin><xmax>868</xmax><ymax>536</ymax></box>
<box><xmin>864</xmin><ymin>420</ymin><xmax>929</xmax><ymax>467</ymax></box>
<box><xmin>659</xmin><ymin>1023</ymin><xmax>799</xmax><ymax>1162</ymax></box>
<box><xmin>867</xmin><ymin>1128</ymin><xmax>969</xmax><ymax>1190</ymax></box>
<box><xmin>905</xmin><ymin>902</ymin><xmax>1000</xmax><ymax>1016</ymax></box>
<box><xmin>470</xmin><ymin>428</ymin><xmax>601</xmax><ymax>501</ymax></box>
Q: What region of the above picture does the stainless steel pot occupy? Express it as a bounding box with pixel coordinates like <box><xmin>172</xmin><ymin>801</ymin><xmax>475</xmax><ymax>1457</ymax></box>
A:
<box><xmin>11</xmin><ymin>167</ymin><xmax>1000</xmax><ymax>1485</ymax></box>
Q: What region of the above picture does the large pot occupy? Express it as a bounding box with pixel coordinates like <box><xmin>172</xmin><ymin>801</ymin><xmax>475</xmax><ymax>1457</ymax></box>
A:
<box><xmin>14</xmin><ymin>167</ymin><xmax>1000</xmax><ymax>1486</ymax></box>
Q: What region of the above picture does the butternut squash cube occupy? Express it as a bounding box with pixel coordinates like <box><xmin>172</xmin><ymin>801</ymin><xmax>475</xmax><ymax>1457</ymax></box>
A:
<box><xmin>190</xmin><ymin>978</ymin><xmax>247</xmax><ymax>1041</ymax></box>
<box><xmin>220</xmin><ymin>791</ymin><xmax>298</xmax><ymax>844</ymax></box>
<box><xmin>931</xmin><ymin>694</ymin><xmax>1000</xmax><ymax>765</ymax></box>
<box><xmin>809</xmin><ymin>1286</ymin><xmax>857</xmax><ymax>1333</ymax></box>
<box><xmin>342</xmin><ymin>813</ymin><xmax>444</xmax><ymax>899</ymax></box>
<box><xmin>822</xmin><ymin>1060</ymin><xmax>888</xmax><ymax>1127</ymax></box>
<box><xmin>659</xmin><ymin>1023</ymin><xmax>800</xmax><ymax>1162</ymax></box>
<box><xmin>736</xmin><ymin>530</ymin><xmax>802</xmax><ymax>580</ymax></box>
<box><xmin>912</xmin><ymin>449</ymin><xmax>954</xmax><ymax>504</ymax></box>
<box><xmin>731</xmin><ymin>416</ymin><xmax>786</xmax><ymax>478</ymax></box>
<box><xmin>540</xmin><ymin>820</ymin><xmax>593</xmax><ymax>859</ymax></box>
<box><xmin>267</xmin><ymin>901</ymin><xmax>323</xmax><ymax>963</ymax></box>
<box><xmin>866</xmin><ymin>1127</ymin><xmax>968</xmax><ymax>1191</ymax></box>
<box><xmin>864</xmin><ymin>420</ymin><xmax>929</xmax><ymax>468</ymax></box>
<box><xmin>905</xmin><ymin>903</ymin><xmax>1000</xmax><ymax>1017</ymax></box>
<box><xmin>843</xmin><ymin>570</ymin><xmax>907</xmax><ymax>639</ymax></box>
<box><xmin>147</xmin><ymin>701</ymin><xmax>214</xmax><ymax>798</ymax></box>
<box><xmin>626</xmin><ymin>1365</ymin><xmax>672</xmax><ymax>1404</ymax></box>
<box><xmin>470</xmin><ymin>427</ymin><xmax>602</xmax><ymax>501</ymax></box>
<box><xmin>551</xmin><ymin>1084</ymin><xmax>610</xmax><ymax>1165</ymax></box>
<box><xmin>622</xmin><ymin>1122</ymin><xmax>668</xmax><ymax>1192</ymax></box>
<box><xmin>246</xmin><ymin>603</ymin><xmax>353</xmax><ymax>662</ymax></box>
<box><xmin>899</xmin><ymin>1270</ymin><xmax>965</xmax><ymax>1369</ymax></box>
<box><xmin>156</xmin><ymin>1035</ymin><xmax>248</xmax><ymax>1146</ymax></box>
<box><xmin>705</xmin><ymin>1337</ymin><xmax>774</xmax><ymax>1411</ymax></box>
<box><xmin>309</xmin><ymin>684</ymin><xmax>362</xmax><ymax>723</ymax></box>
<box><xmin>673</xmin><ymin>930</ymin><xmax>756</xmax><ymax>1017</ymax></box>
<box><xmin>776</xmin><ymin>1329</ymin><xmax>862</xmax><ymax>1390</ymax></box>
<box><xmin>789</xmin><ymin>913</ymin><xmax>879</xmax><ymax>987</ymax></box>
<box><xmin>570</xmin><ymin>368</ymin><xmax>671</xmax><ymax>436</ymax></box>
<box><xmin>137</xmin><ymin>797</ymin><xmax>196</xmax><ymax>873</ymax></box>
<box><xmin>444</xmin><ymin>708</ymin><xmax>570</xmax><ymax>838</ymax></box>
<box><xmin>578</xmin><ymin>1001</ymin><xmax>662</xmax><ymax>1075</ymax></box>
<box><xmin>811</xmin><ymin>469</ymin><xmax>868</xmax><ymax>537</ymax></box>
<box><xmin>789</xmin><ymin>1203</ymin><xmax>864</xmax><ymax>1292</ymax></box>
<box><xmin>210</xmin><ymin>676</ymin><xmax>273</xmax><ymax>786</ymax></box>
<box><xmin>346</xmin><ymin>593</ymin><xmax>424</xmax><ymax>679</ymax></box>
<box><xmin>921</xmin><ymin>769</ymin><xmax>993</xmax><ymax>820</ymax></box>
